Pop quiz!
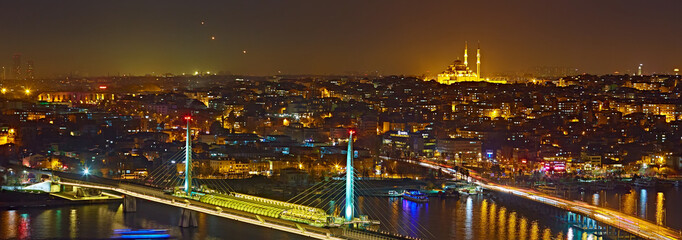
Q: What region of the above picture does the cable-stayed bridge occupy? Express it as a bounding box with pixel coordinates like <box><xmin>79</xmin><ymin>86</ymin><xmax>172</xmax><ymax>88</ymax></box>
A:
<box><xmin>26</xmin><ymin>123</ymin><xmax>431</xmax><ymax>240</ymax></box>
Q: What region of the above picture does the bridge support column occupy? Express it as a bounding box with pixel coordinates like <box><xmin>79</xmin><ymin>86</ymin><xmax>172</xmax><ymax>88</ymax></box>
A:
<box><xmin>123</xmin><ymin>195</ymin><xmax>137</xmax><ymax>212</ymax></box>
<box><xmin>178</xmin><ymin>208</ymin><xmax>198</xmax><ymax>228</ymax></box>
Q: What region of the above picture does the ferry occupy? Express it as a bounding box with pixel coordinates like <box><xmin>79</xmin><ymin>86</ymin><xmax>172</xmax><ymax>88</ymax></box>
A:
<box><xmin>402</xmin><ymin>189</ymin><xmax>428</xmax><ymax>203</ymax></box>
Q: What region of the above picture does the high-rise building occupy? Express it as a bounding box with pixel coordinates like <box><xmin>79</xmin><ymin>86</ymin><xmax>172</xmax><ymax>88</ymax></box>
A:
<box><xmin>12</xmin><ymin>54</ymin><xmax>22</xmax><ymax>80</ymax></box>
<box><xmin>638</xmin><ymin>64</ymin><xmax>643</xmax><ymax>76</ymax></box>
<box><xmin>26</xmin><ymin>60</ymin><xmax>34</xmax><ymax>80</ymax></box>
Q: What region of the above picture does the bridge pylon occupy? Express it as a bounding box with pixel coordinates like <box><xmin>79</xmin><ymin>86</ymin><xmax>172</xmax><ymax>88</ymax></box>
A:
<box><xmin>345</xmin><ymin>130</ymin><xmax>355</xmax><ymax>222</ymax></box>
<box><xmin>123</xmin><ymin>195</ymin><xmax>137</xmax><ymax>212</ymax></box>
<box><xmin>179</xmin><ymin>208</ymin><xmax>198</xmax><ymax>227</ymax></box>
<box><xmin>184</xmin><ymin>116</ymin><xmax>193</xmax><ymax>196</ymax></box>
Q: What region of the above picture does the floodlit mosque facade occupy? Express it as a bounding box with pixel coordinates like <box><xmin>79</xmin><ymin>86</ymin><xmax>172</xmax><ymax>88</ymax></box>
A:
<box><xmin>436</xmin><ymin>42</ymin><xmax>507</xmax><ymax>84</ymax></box>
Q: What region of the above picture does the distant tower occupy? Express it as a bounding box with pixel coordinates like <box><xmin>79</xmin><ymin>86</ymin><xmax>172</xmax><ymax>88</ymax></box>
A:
<box><xmin>1</xmin><ymin>67</ymin><xmax>5</xmax><ymax>81</ymax></box>
<box><xmin>476</xmin><ymin>42</ymin><xmax>481</xmax><ymax>80</ymax></box>
<box><xmin>12</xmin><ymin>54</ymin><xmax>21</xmax><ymax>80</ymax></box>
<box><xmin>638</xmin><ymin>64</ymin><xmax>643</xmax><ymax>76</ymax></box>
<box><xmin>463</xmin><ymin>41</ymin><xmax>468</xmax><ymax>68</ymax></box>
<box><xmin>26</xmin><ymin>60</ymin><xmax>34</xmax><ymax>80</ymax></box>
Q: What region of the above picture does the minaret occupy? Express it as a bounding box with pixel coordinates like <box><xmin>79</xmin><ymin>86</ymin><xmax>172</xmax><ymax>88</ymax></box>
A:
<box><xmin>476</xmin><ymin>42</ymin><xmax>481</xmax><ymax>80</ymax></box>
<box><xmin>463</xmin><ymin>41</ymin><xmax>468</xmax><ymax>67</ymax></box>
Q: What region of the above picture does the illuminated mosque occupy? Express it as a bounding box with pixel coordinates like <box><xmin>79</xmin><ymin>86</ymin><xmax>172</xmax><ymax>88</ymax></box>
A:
<box><xmin>436</xmin><ymin>42</ymin><xmax>506</xmax><ymax>84</ymax></box>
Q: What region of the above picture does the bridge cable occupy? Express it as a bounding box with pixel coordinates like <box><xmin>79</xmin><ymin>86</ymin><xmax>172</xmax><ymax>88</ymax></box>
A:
<box><xmin>145</xmin><ymin>149</ymin><xmax>187</xmax><ymax>189</ymax></box>
<box><xmin>351</xmin><ymin>180</ymin><xmax>426</xmax><ymax>238</ymax></box>
<box><xmin>142</xmin><ymin>147</ymin><xmax>186</xmax><ymax>186</ymax></box>
<box><xmin>287</xmin><ymin>179</ymin><xmax>330</xmax><ymax>203</ymax></box>
<box><xmin>288</xmin><ymin>179</ymin><xmax>339</xmax><ymax>205</ymax></box>
<box><xmin>306</xmin><ymin>181</ymin><xmax>347</xmax><ymax>209</ymax></box>
<box><xmin>351</xmin><ymin>185</ymin><xmax>420</xmax><ymax>238</ymax></box>
<box><xmin>148</xmin><ymin>155</ymin><xmax>184</xmax><ymax>189</ymax></box>
<box><xmin>349</xmin><ymin>176</ymin><xmax>417</xmax><ymax>235</ymax></box>
<box><xmin>351</xmin><ymin>173</ymin><xmax>436</xmax><ymax>239</ymax></box>
<box><xmin>289</xmin><ymin>179</ymin><xmax>341</xmax><ymax>205</ymax></box>
<box><xmin>352</xmin><ymin>174</ymin><xmax>435</xmax><ymax>238</ymax></box>
<box><xmin>296</xmin><ymin>180</ymin><xmax>345</xmax><ymax>208</ymax></box>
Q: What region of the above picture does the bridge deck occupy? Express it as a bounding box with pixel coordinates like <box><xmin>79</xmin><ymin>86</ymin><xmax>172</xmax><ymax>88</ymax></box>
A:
<box><xmin>56</xmin><ymin>179</ymin><xmax>343</xmax><ymax>240</ymax></box>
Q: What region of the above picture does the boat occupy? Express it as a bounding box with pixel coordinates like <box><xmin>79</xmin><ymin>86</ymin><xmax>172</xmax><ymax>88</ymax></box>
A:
<box><xmin>633</xmin><ymin>178</ymin><xmax>657</xmax><ymax>188</ymax></box>
<box><xmin>439</xmin><ymin>189</ymin><xmax>460</xmax><ymax>198</ymax></box>
<box><xmin>457</xmin><ymin>187</ymin><xmax>480</xmax><ymax>195</ymax></box>
<box><xmin>387</xmin><ymin>190</ymin><xmax>401</xmax><ymax>197</ymax></box>
<box><xmin>402</xmin><ymin>189</ymin><xmax>428</xmax><ymax>203</ymax></box>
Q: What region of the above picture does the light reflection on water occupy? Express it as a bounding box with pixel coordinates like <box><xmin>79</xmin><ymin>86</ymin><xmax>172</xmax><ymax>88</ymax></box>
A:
<box><xmin>1</xmin><ymin>189</ymin><xmax>679</xmax><ymax>240</ymax></box>
<box><xmin>656</xmin><ymin>192</ymin><xmax>664</xmax><ymax>225</ymax></box>
<box><xmin>565</xmin><ymin>187</ymin><xmax>681</xmax><ymax>230</ymax></box>
<box><xmin>464</xmin><ymin>196</ymin><xmax>473</xmax><ymax>239</ymax></box>
<box><xmin>356</xmin><ymin>195</ymin><xmax>598</xmax><ymax>240</ymax></box>
<box><xmin>640</xmin><ymin>189</ymin><xmax>648</xmax><ymax>218</ymax></box>
<box><xmin>0</xmin><ymin>201</ymin><xmax>303</xmax><ymax>240</ymax></box>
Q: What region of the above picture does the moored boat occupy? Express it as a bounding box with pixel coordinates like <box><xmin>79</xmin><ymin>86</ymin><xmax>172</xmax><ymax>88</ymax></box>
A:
<box><xmin>402</xmin><ymin>189</ymin><xmax>428</xmax><ymax>203</ymax></box>
<box><xmin>387</xmin><ymin>190</ymin><xmax>401</xmax><ymax>197</ymax></box>
<box><xmin>633</xmin><ymin>178</ymin><xmax>657</xmax><ymax>188</ymax></box>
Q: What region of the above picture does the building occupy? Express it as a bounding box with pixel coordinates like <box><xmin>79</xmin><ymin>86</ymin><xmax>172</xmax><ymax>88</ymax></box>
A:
<box><xmin>436</xmin><ymin>42</ymin><xmax>506</xmax><ymax>84</ymax></box>
<box><xmin>12</xmin><ymin>54</ymin><xmax>21</xmax><ymax>80</ymax></box>
<box><xmin>381</xmin><ymin>130</ymin><xmax>435</xmax><ymax>157</ymax></box>
<box><xmin>436</xmin><ymin>138</ymin><xmax>482</xmax><ymax>165</ymax></box>
<box><xmin>37</xmin><ymin>91</ymin><xmax>116</xmax><ymax>105</ymax></box>
<box><xmin>26</xmin><ymin>60</ymin><xmax>34</xmax><ymax>80</ymax></box>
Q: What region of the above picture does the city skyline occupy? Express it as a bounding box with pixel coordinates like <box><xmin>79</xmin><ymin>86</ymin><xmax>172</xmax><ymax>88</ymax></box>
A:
<box><xmin>2</xmin><ymin>1</ymin><xmax>682</xmax><ymax>238</ymax></box>
<box><xmin>1</xmin><ymin>0</ymin><xmax>681</xmax><ymax>77</ymax></box>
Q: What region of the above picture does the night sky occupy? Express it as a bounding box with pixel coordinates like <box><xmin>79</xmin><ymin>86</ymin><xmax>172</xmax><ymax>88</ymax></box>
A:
<box><xmin>1</xmin><ymin>0</ymin><xmax>681</xmax><ymax>77</ymax></box>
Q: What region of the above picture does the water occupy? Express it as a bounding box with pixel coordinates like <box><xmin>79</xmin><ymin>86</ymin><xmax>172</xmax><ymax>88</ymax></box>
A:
<box><xmin>0</xmin><ymin>201</ymin><xmax>304</xmax><ymax>240</ymax></box>
<box><xmin>1</xmin><ymin>189</ymin><xmax>680</xmax><ymax>239</ymax></box>
<box><xmin>561</xmin><ymin>187</ymin><xmax>682</xmax><ymax>230</ymax></box>
<box><xmin>358</xmin><ymin>195</ymin><xmax>590</xmax><ymax>240</ymax></box>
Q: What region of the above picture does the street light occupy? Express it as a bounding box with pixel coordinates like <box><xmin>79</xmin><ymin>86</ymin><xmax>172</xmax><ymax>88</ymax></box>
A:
<box><xmin>83</xmin><ymin>167</ymin><xmax>90</xmax><ymax>176</ymax></box>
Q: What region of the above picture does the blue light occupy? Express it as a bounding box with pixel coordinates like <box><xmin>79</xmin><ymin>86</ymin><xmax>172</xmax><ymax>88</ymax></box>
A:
<box><xmin>118</xmin><ymin>234</ymin><xmax>170</xmax><ymax>239</ymax></box>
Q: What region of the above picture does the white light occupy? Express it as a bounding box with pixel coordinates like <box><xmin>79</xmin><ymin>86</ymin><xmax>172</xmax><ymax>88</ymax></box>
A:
<box><xmin>83</xmin><ymin>168</ymin><xmax>90</xmax><ymax>175</ymax></box>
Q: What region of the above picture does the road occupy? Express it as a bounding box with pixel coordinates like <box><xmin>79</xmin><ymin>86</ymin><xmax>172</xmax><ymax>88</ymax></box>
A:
<box><xmin>382</xmin><ymin>156</ymin><xmax>682</xmax><ymax>240</ymax></box>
